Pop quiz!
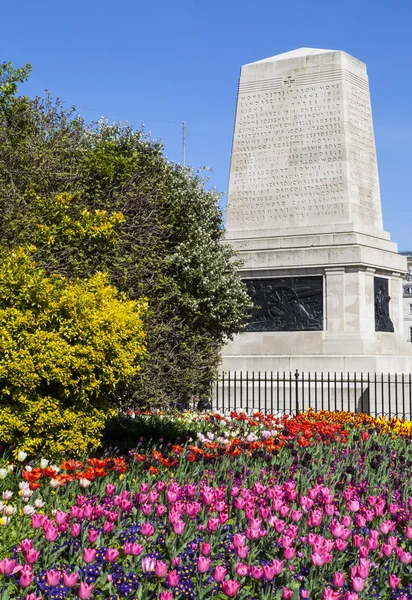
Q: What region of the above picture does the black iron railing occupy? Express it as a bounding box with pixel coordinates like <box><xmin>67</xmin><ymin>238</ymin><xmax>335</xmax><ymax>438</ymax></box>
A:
<box><xmin>210</xmin><ymin>371</ymin><xmax>412</xmax><ymax>419</ymax></box>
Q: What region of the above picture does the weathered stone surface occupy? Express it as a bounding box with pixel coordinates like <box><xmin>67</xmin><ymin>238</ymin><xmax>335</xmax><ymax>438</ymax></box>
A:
<box><xmin>226</xmin><ymin>48</ymin><xmax>382</xmax><ymax>238</ymax></box>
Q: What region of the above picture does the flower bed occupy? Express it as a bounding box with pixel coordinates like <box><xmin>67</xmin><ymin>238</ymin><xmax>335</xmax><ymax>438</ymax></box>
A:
<box><xmin>0</xmin><ymin>411</ymin><xmax>411</xmax><ymax>599</ymax></box>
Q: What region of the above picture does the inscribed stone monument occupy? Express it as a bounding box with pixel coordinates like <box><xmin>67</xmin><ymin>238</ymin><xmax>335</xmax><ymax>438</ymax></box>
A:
<box><xmin>222</xmin><ymin>48</ymin><xmax>412</xmax><ymax>374</ymax></box>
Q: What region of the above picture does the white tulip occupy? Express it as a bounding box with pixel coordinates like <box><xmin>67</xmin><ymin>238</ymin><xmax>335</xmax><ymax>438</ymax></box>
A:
<box><xmin>2</xmin><ymin>491</ymin><xmax>13</xmax><ymax>500</ymax></box>
<box><xmin>22</xmin><ymin>505</ymin><xmax>35</xmax><ymax>516</ymax></box>
<box><xmin>40</xmin><ymin>459</ymin><xmax>49</xmax><ymax>469</ymax></box>
<box><xmin>17</xmin><ymin>451</ymin><xmax>28</xmax><ymax>462</ymax></box>
<box><xmin>79</xmin><ymin>478</ymin><xmax>91</xmax><ymax>489</ymax></box>
<box><xmin>3</xmin><ymin>505</ymin><xmax>16</xmax><ymax>516</ymax></box>
<box><xmin>0</xmin><ymin>468</ymin><xmax>7</xmax><ymax>480</ymax></box>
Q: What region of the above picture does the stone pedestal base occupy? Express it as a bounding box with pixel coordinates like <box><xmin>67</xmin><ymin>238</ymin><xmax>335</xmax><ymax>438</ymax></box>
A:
<box><xmin>222</xmin><ymin>229</ymin><xmax>412</xmax><ymax>375</ymax></box>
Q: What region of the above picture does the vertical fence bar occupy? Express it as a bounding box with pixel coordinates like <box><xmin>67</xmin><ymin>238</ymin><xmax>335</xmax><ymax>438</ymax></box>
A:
<box><xmin>360</xmin><ymin>372</ymin><xmax>363</xmax><ymax>414</ymax></box>
<box><xmin>283</xmin><ymin>372</ymin><xmax>286</xmax><ymax>414</ymax></box>
<box><xmin>341</xmin><ymin>372</ymin><xmax>344</xmax><ymax>412</ymax></box>
<box><xmin>308</xmin><ymin>372</ymin><xmax>311</xmax><ymax>412</ymax></box>
<box><xmin>246</xmin><ymin>371</ymin><xmax>249</xmax><ymax>414</ymax></box>
<box><xmin>315</xmin><ymin>372</ymin><xmax>318</xmax><ymax>413</ymax></box>
<box><xmin>295</xmin><ymin>370</ymin><xmax>299</xmax><ymax>414</ymax></box>
<box><xmin>347</xmin><ymin>372</ymin><xmax>350</xmax><ymax>414</ymax></box>
<box><xmin>258</xmin><ymin>371</ymin><xmax>261</xmax><ymax>413</ymax></box>
<box><xmin>277</xmin><ymin>372</ymin><xmax>280</xmax><ymax>413</ymax></box>
<box><xmin>374</xmin><ymin>373</ymin><xmax>377</xmax><ymax>418</ymax></box>
<box><xmin>300</xmin><ymin>371</ymin><xmax>305</xmax><ymax>412</ymax></box>
<box><xmin>327</xmin><ymin>372</ymin><xmax>330</xmax><ymax>412</ymax></box>
<box><xmin>234</xmin><ymin>371</ymin><xmax>237</xmax><ymax>412</ymax></box>
<box><xmin>381</xmin><ymin>373</ymin><xmax>384</xmax><ymax>418</ymax></box>
<box><xmin>321</xmin><ymin>372</ymin><xmax>324</xmax><ymax>411</ymax></box>
<box><xmin>367</xmin><ymin>372</ymin><xmax>370</xmax><ymax>416</ymax></box>
<box><xmin>270</xmin><ymin>372</ymin><xmax>274</xmax><ymax>415</ymax></box>
<box><xmin>240</xmin><ymin>371</ymin><xmax>243</xmax><ymax>411</ymax></box>
<box><xmin>402</xmin><ymin>373</ymin><xmax>405</xmax><ymax>419</ymax></box>
<box><xmin>227</xmin><ymin>372</ymin><xmax>231</xmax><ymax>413</ymax></box>
<box><xmin>252</xmin><ymin>371</ymin><xmax>255</xmax><ymax>412</ymax></box>
<box><xmin>215</xmin><ymin>375</ymin><xmax>220</xmax><ymax>411</ymax></box>
<box><xmin>264</xmin><ymin>371</ymin><xmax>267</xmax><ymax>414</ymax></box>
<box><xmin>409</xmin><ymin>373</ymin><xmax>412</xmax><ymax>420</ymax></box>
<box><xmin>222</xmin><ymin>372</ymin><xmax>225</xmax><ymax>414</ymax></box>
<box><xmin>395</xmin><ymin>373</ymin><xmax>398</xmax><ymax>418</ymax></box>
<box><xmin>354</xmin><ymin>372</ymin><xmax>357</xmax><ymax>413</ymax></box>
<box><xmin>388</xmin><ymin>373</ymin><xmax>392</xmax><ymax>418</ymax></box>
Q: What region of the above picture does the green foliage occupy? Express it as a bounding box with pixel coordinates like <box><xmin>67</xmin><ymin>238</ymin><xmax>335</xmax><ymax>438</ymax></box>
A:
<box><xmin>0</xmin><ymin>62</ymin><xmax>31</xmax><ymax>110</ymax></box>
<box><xmin>0</xmin><ymin>64</ymin><xmax>252</xmax><ymax>409</ymax></box>
<box><xmin>0</xmin><ymin>247</ymin><xmax>148</xmax><ymax>457</ymax></box>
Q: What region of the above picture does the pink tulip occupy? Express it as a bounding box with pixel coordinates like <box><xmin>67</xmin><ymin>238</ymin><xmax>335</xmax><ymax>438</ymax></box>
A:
<box><xmin>283</xmin><ymin>547</ymin><xmax>295</xmax><ymax>560</ymax></box>
<box><xmin>166</xmin><ymin>570</ymin><xmax>179</xmax><ymax>587</ymax></box>
<box><xmin>160</xmin><ymin>593</ymin><xmax>173</xmax><ymax>600</ymax></box>
<box><xmin>103</xmin><ymin>521</ymin><xmax>114</xmax><ymax>533</ymax></box>
<box><xmin>233</xmin><ymin>534</ymin><xmax>246</xmax><ymax>548</ymax></box>
<box><xmin>44</xmin><ymin>525</ymin><xmax>58</xmax><ymax>542</ymax></box>
<box><xmin>380</xmin><ymin>520</ymin><xmax>395</xmax><ymax>534</ymax></box>
<box><xmin>200</xmin><ymin>542</ymin><xmax>211</xmax><ymax>556</ymax></box>
<box><xmin>0</xmin><ymin>558</ymin><xmax>21</xmax><ymax>575</ymax></box>
<box><xmin>70</xmin><ymin>523</ymin><xmax>81</xmax><ymax>537</ymax></box>
<box><xmin>347</xmin><ymin>500</ymin><xmax>360</xmax><ymax>512</ymax></box>
<box><xmin>388</xmin><ymin>574</ymin><xmax>400</xmax><ymax>589</ymax></box>
<box><xmin>323</xmin><ymin>589</ymin><xmax>340</xmax><ymax>600</ymax></box>
<box><xmin>155</xmin><ymin>560</ymin><xmax>168</xmax><ymax>577</ymax></box>
<box><xmin>88</xmin><ymin>529</ymin><xmax>98</xmax><ymax>543</ymax></box>
<box><xmin>197</xmin><ymin>556</ymin><xmax>211</xmax><ymax>573</ymax></box>
<box><xmin>83</xmin><ymin>548</ymin><xmax>97</xmax><ymax>563</ymax></box>
<box><xmin>172</xmin><ymin>557</ymin><xmax>180</xmax><ymax>567</ymax></box>
<box><xmin>311</xmin><ymin>553</ymin><xmax>326</xmax><ymax>566</ymax></box>
<box><xmin>206</xmin><ymin>518</ymin><xmax>219</xmax><ymax>532</ymax></box>
<box><xmin>26</xmin><ymin>595</ymin><xmax>42</xmax><ymax>600</ymax></box>
<box><xmin>63</xmin><ymin>571</ymin><xmax>79</xmax><ymax>587</ymax></box>
<box><xmin>382</xmin><ymin>543</ymin><xmax>393</xmax><ymax>557</ymax></box>
<box><xmin>25</xmin><ymin>548</ymin><xmax>40</xmax><ymax>564</ymax></box>
<box><xmin>105</xmin><ymin>483</ymin><xmax>116</xmax><ymax>495</ymax></box>
<box><xmin>235</xmin><ymin>562</ymin><xmax>250</xmax><ymax>576</ymax></box>
<box><xmin>222</xmin><ymin>579</ymin><xmax>240</xmax><ymax>597</ymax></box>
<box><xmin>282</xmin><ymin>587</ymin><xmax>293</xmax><ymax>600</ymax></box>
<box><xmin>78</xmin><ymin>582</ymin><xmax>94</xmax><ymax>599</ymax></box>
<box><xmin>104</xmin><ymin>548</ymin><xmax>119</xmax><ymax>562</ymax></box>
<box><xmin>344</xmin><ymin>594</ymin><xmax>359</xmax><ymax>600</ymax></box>
<box><xmin>173</xmin><ymin>521</ymin><xmax>185</xmax><ymax>535</ymax></box>
<box><xmin>250</xmin><ymin>566</ymin><xmax>263</xmax><ymax>580</ymax></box>
<box><xmin>333</xmin><ymin>572</ymin><xmax>345</xmax><ymax>587</ymax></box>
<box><xmin>141</xmin><ymin>522</ymin><xmax>155</xmax><ymax>537</ymax></box>
<box><xmin>54</xmin><ymin>510</ymin><xmax>67</xmax><ymax>525</ymax></box>
<box><xmin>20</xmin><ymin>539</ymin><xmax>33</xmax><ymax>552</ymax></box>
<box><xmin>263</xmin><ymin>564</ymin><xmax>276</xmax><ymax>581</ymax></box>
<box><xmin>31</xmin><ymin>514</ymin><xmax>47</xmax><ymax>529</ymax></box>
<box><xmin>236</xmin><ymin>545</ymin><xmax>249</xmax><ymax>559</ymax></box>
<box><xmin>272</xmin><ymin>559</ymin><xmax>284</xmax><ymax>575</ymax></box>
<box><xmin>46</xmin><ymin>570</ymin><xmax>61</xmax><ymax>587</ymax></box>
<box><xmin>351</xmin><ymin>577</ymin><xmax>366</xmax><ymax>592</ymax></box>
<box><xmin>20</xmin><ymin>569</ymin><xmax>34</xmax><ymax>588</ymax></box>
<box><xmin>406</xmin><ymin>526</ymin><xmax>412</xmax><ymax>539</ymax></box>
<box><xmin>213</xmin><ymin>566</ymin><xmax>228</xmax><ymax>582</ymax></box>
<box><xmin>399</xmin><ymin>550</ymin><xmax>412</xmax><ymax>564</ymax></box>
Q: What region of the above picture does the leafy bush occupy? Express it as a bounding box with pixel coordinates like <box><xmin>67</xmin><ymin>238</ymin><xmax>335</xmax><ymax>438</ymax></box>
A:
<box><xmin>0</xmin><ymin>247</ymin><xmax>148</xmax><ymax>457</ymax></box>
<box><xmin>0</xmin><ymin>63</ymin><xmax>252</xmax><ymax>409</ymax></box>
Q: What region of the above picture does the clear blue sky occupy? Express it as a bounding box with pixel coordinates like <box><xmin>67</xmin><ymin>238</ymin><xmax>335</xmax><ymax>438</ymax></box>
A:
<box><xmin>2</xmin><ymin>0</ymin><xmax>412</xmax><ymax>249</ymax></box>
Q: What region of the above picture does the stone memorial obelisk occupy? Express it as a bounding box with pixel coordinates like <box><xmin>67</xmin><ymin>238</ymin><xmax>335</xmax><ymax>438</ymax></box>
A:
<box><xmin>223</xmin><ymin>48</ymin><xmax>412</xmax><ymax>373</ymax></box>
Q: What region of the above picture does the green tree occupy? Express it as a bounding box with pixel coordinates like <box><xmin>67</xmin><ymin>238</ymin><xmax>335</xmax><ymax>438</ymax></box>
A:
<box><xmin>0</xmin><ymin>247</ymin><xmax>147</xmax><ymax>457</ymax></box>
<box><xmin>0</xmin><ymin>64</ymin><xmax>252</xmax><ymax>408</ymax></box>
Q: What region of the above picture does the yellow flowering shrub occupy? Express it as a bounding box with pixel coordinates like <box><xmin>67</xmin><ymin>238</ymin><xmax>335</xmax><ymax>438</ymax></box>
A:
<box><xmin>0</xmin><ymin>247</ymin><xmax>148</xmax><ymax>457</ymax></box>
